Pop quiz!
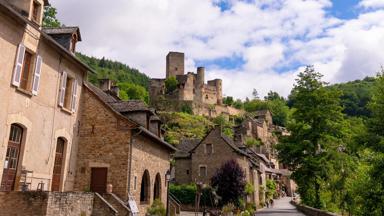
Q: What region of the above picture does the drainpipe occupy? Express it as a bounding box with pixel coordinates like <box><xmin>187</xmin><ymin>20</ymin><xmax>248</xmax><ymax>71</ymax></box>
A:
<box><xmin>128</xmin><ymin>127</ymin><xmax>143</xmax><ymax>195</ymax></box>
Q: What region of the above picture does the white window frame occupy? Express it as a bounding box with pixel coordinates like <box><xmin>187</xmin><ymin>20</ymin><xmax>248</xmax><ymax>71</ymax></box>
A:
<box><xmin>198</xmin><ymin>165</ymin><xmax>207</xmax><ymax>177</ymax></box>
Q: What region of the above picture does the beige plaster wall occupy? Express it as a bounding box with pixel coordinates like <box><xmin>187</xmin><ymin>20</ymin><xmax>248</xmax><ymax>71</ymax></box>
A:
<box><xmin>0</xmin><ymin>10</ymin><xmax>86</xmax><ymax>192</ymax></box>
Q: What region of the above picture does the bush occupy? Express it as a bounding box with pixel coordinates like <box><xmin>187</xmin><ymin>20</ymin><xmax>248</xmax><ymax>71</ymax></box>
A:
<box><xmin>245</xmin><ymin>137</ymin><xmax>261</xmax><ymax>147</ymax></box>
<box><xmin>165</xmin><ymin>76</ymin><xmax>178</xmax><ymax>93</ymax></box>
<box><xmin>147</xmin><ymin>199</ymin><xmax>166</xmax><ymax>216</ymax></box>
<box><xmin>181</xmin><ymin>104</ymin><xmax>193</xmax><ymax>114</ymax></box>
<box><xmin>169</xmin><ymin>184</ymin><xmax>196</xmax><ymax>204</ymax></box>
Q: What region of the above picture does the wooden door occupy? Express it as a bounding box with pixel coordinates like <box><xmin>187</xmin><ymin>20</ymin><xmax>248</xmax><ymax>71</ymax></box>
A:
<box><xmin>1</xmin><ymin>125</ymin><xmax>23</xmax><ymax>191</ymax></box>
<box><xmin>90</xmin><ymin>168</ymin><xmax>108</xmax><ymax>194</ymax></box>
<box><xmin>51</xmin><ymin>138</ymin><xmax>65</xmax><ymax>191</ymax></box>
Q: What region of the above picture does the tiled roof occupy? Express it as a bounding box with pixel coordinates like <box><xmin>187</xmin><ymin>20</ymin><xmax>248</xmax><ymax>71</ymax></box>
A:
<box><xmin>43</xmin><ymin>26</ymin><xmax>82</xmax><ymax>41</ymax></box>
<box><xmin>109</xmin><ymin>100</ymin><xmax>150</xmax><ymax>113</ymax></box>
<box><xmin>86</xmin><ymin>83</ymin><xmax>118</xmax><ymax>103</ymax></box>
<box><xmin>174</xmin><ymin>138</ymin><xmax>200</xmax><ymax>158</ymax></box>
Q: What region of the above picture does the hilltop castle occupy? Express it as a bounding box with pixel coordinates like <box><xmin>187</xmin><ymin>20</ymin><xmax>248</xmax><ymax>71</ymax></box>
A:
<box><xmin>149</xmin><ymin>52</ymin><xmax>242</xmax><ymax>117</ymax></box>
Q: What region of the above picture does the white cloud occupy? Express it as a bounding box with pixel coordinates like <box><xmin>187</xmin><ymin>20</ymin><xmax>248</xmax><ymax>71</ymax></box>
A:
<box><xmin>50</xmin><ymin>0</ymin><xmax>384</xmax><ymax>99</ymax></box>
<box><xmin>359</xmin><ymin>0</ymin><xmax>384</xmax><ymax>9</ymax></box>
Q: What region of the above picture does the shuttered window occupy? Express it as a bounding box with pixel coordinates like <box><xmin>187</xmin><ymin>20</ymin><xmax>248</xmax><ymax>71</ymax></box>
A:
<box><xmin>58</xmin><ymin>71</ymin><xmax>78</xmax><ymax>113</ymax></box>
<box><xmin>31</xmin><ymin>55</ymin><xmax>42</xmax><ymax>95</ymax></box>
<box><xmin>12</xmin><ymin>44</ymin><xmax>26</xmax><ymax>87</ymax></box>
<box><xmin>58</xmin><ymin>71</ymin><xmax>67</xmax><ymax>107</ymax></box>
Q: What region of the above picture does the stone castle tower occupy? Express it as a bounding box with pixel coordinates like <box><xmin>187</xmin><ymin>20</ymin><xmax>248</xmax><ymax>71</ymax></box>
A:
<box><xmin>149</xmin><ymin>52</ymin><xmax>241</xmax><ymax>117</ymax></box>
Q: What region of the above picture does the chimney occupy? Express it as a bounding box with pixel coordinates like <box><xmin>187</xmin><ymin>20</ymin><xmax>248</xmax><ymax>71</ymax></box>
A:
<box><xmin>110</xmin><ymin>86</ymin><xmax>120</xmax><ymax>98</ymax></box>
<box><xmin>99</xmin><ymin>79</ymin><xmax>112</xmax><ymax>91</ymax></box>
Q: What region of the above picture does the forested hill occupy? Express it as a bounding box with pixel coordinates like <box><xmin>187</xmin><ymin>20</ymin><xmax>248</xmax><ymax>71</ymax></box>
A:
<box><xmin>329</xmin><ymin>76</ymin><xmax>376</xmax><ymax>118</ymax></box>
<box><xmin>76</xmin><ymin>53</ymin><xmax>150</xmax><ymax>89</ymax></box>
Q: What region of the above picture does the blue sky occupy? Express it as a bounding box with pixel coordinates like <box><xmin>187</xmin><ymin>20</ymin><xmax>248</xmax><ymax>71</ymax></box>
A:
<box><xmin>52</xmin><ymin>0</ymin><xmax>384</xmax><ymax>98</ymax></box>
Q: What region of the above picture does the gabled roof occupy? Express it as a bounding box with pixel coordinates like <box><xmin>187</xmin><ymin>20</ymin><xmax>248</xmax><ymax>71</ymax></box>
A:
<box><xmin>174</xmin><ymin>138</ymin><xmax>200</xmax><ymax>158</ymax></box>
<box><xmin>109</xmin><ymin>100</ymin><xmax>150</xmax><ymax>113</ymax></box>
<box><xmin>84</xmin><ymin>82</ymin><xmax>176</xmax><ymax>152</ymax></box>
<box><xmin>43</xmin><ymin>26</ymin><xmax>82</xmax><ymax>41</ymax></box>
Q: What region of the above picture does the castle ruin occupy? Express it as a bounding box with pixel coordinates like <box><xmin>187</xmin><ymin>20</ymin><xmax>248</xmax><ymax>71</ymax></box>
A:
<box><xmin>150</xmin><ymin>52</ymin><xmax>242</xmax><ymax>117</ymax></box>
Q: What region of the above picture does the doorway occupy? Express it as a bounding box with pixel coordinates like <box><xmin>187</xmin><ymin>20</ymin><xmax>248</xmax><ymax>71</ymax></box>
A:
<box><xmin>90</xmin><ymin>167</ymin><xmax>108</xmax><ymax>194</ymax></box>
<box><xmin>51</xmin><ymin>138</ymin><xmax>65</xmax><ymax>191</ymax></box>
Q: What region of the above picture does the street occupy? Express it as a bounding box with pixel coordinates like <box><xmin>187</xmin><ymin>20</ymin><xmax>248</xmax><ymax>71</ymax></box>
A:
<box><xmin>255</xmin><ymin>197</ymin><xmax>306</xmax><ymax>216</ymax></box>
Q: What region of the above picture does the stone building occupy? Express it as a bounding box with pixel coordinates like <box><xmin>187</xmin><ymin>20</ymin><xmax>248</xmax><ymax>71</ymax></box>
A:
<box><xmin>0</xmin><ymin>0</ymin><xmax>91</xmax><ymax>192</ymax></box>
<box><xmin>74</xmin><ymin>80</ymin><xmax>176</xmax><ymax>215</ymax></box>
<box><xmin>174</xmin><ymin>110</ymin><xmax>295</xmax><ymax>207</ymax></box>
<box><xmin>150</xmin><ymin>52</ymin><xmax>243</xmax><ymax>117</ymax></box>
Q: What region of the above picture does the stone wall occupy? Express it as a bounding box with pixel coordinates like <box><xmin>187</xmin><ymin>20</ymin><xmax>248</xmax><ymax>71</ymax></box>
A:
<box><xmin>0</xmin><ymin>191</ymin><xmax>95</xmax><ymax>216</ymax></box>
<box><xmin>174</xmin><ymin>157</ymin><xmax>192</xmax><ymax>184</ymax></box>
<box><xmin>291</xmin><ymin>201</ymin><xmax>340</xmax><ymax>216</ymax></box>
<box><xmin>46</xmin><ymin>192</ymin><xmax>94</xmax><ymax>216</ymax></box>
<box><xmin>74</xmin><ymin>87</ymin><xmax>133</xmax><ymax>198</ymax></box>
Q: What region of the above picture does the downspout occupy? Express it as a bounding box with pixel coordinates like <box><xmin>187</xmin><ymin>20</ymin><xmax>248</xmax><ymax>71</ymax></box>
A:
<box><xmin>128</xmin><ymin>127</ymin><xmax>143</xmax><ymax>195</ymax></box>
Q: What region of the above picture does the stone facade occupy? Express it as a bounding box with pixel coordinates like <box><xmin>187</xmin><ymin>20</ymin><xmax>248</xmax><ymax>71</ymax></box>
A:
<box><xmin>0</xmin><ymin>0</ymin><xmax>90</xmax><ymax>192</ymax></box>
<box><xmin>74</xmin><ymin>83</ymin><xmax>176</xmax><ymax>215</ymax></box>
<box><xmin>174</xmin><ymin>111</ymin><xmax>294</xmax><ymax>208</ymax></box>
<box><xmin>150</xmin><ymin>52</ymin><xmax>242</xmax><ymax>117</ymax></box>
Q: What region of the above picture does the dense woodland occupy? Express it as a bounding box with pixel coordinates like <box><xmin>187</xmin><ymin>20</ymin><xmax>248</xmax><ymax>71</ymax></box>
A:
<box><xmin>45</xmin><ymin>5</ymin><xmax>384</xmax><ymax>215</ymax></box>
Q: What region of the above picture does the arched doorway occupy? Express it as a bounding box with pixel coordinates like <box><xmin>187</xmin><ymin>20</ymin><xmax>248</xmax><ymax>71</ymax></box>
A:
<box><xmin>1</xmin><ymin>124</ymin><xmax>24</xmax><ymax>191</ymax></box>
<box><xmin>153</xmin><ymin>173</ymin><xmax>161</xmax><ymax>201</ymax></box>
<box><xmin>51</xmin><ymin>137</ymin><xmax>66</xmax><ymax>191</ymax></box>
<box><xmin>140</xmin><ymin>170</ymin><xmax>150</xmax><ymax>203</ymax></box>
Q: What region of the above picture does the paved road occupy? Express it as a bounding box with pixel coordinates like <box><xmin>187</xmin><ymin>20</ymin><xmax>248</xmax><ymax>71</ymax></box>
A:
<box><xmin>255</xmin><ymin>197</ymin><xmax>306</xmax><ymax>216</ymax></box>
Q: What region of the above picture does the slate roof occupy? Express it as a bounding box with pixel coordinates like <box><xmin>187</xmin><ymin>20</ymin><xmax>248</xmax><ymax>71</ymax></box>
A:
<box><xmin>84</xmin><ymin>82</ymin><xmax>176</xmax><ymax>152</ymax></box>
<box><xmin>109</xmin><ymin>100</ymin><xmax>150</xmax><ymax>113</ymax></box>
<box><xmin>174</xmin><ymin>138</ymin><xmax>200</xmax><ymax>158</ymax></box>
<box><xmin>43</xmin><ymin>26</ymin><xmax>82</xmax><ymax>41</ymax></box>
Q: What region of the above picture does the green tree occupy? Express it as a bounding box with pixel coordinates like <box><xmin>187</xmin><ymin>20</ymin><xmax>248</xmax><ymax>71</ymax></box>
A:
<box><xmin>165</xmin><ymin>76</ymin><xmax>178</xmax><ymax>93</ymax></box>
<box><xmin>43</xmin><ymin>5</ymin><xmax>61</xmax><ymax>27</ymax></box>
<box><xmin>276</xmin><ymin>66</ymin><xmax>346</xmax><ymax>208</ymax></box>
<box><xmin>117</xmin><ymin>82</ymin><xmax>149</xmax><ymax>103</ymax></box>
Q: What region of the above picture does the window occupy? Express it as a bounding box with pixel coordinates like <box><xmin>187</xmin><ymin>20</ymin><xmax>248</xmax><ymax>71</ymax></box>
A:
<box><xmin>58</xmin><ymin>71</ymin><xmax>78</xmax><ymax>112</ymax></box>
<box><xmin>205</xmin><ymin>144</ymin><xmax>213</xmax><ymax>154</ymax></box>
<box><xmin>199</xmin><ymin>166</ymin><xmax>207</xmax><ymax>177</ymax></box>
<box><xmin>12</xmin><ymin>44</ymin><xmax>43</xmax><ymax>95</ymax></box>
<box><xmin>32</xmin><ymin>1</ymin><xmax>41</xmax><ymax>23</ymax></box>
<box><xmin>70</xmin><ymin>34</ymin><xmax>77</xmax><ymax>53</ymax></box>
<box><xmin>186</xmin><ymin>169</ymin><xmax>190</xmax><ymax>175</ymax></box>
<box><xmin>134</xmin><ymin>176</ymin><xmax>137</xmax><ymax>191</ymax></box>
<box><xmin>205</xmin><ymin>95</ymin><xmax>209</xmax><ymax>99</ymax></box>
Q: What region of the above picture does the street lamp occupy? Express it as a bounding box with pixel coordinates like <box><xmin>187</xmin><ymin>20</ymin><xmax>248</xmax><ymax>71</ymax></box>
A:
<box><xmin>165</xmin><ymin>170</ymin><xmax>171</xmax><ymax>216</ymax></box>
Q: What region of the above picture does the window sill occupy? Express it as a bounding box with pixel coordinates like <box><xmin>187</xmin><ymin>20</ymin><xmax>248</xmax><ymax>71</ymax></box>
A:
<box><xmin>15</xmin><ymin>88</ymin><xmax>33</xmax><ymax>97</ymax></box>
<box><xmin>60</xmin><ymin>107</ymin><xmax>73</xmax><ymax>115</ymax></box>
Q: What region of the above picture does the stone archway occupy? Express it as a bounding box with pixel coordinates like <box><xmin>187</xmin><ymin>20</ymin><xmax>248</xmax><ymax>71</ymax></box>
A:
<box><xmin>140</xmin><ymin>170</ymin><xmax>150</xmax><ymax>203</ymax></box>
<box><xmin>153</xmin><ymin>173</ymin><xmax>161</xmax><ymax>201</ymax></box>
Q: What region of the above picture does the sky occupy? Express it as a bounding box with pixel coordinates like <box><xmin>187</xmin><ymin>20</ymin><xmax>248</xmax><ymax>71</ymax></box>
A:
<box><xmin>51</xmin><ymin>0</ymin><xmax>384</xmax><ymax>99</ymax></box>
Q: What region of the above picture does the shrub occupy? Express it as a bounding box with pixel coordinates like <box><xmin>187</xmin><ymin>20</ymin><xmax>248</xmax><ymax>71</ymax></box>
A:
<box><xmin>181</xmin><ymin>104</ymin><xmax>193</xmax><ymax>114</ymax></box>
<box><xmin>169</xmin><ymin>184</ymin><xmax>196</xmax><ymax>204</ymax></box>
<box><xmin>147</xmin><ymin>199</ymin><xmax>166</xmax><ymax>216</ymax></box>
<box><xmin>244</xmin><ymin>183</ymin><xmax>254</xmax><ymax>195</ymax></box>
<box><xmin>244</xmin><ymin>137</ymin><xmax>261</xmax><ymax>147</ymax></box>
<box><xmin>165</xmin><ymin>76</ymin><xmax>178</xmax><ymax>93</ymax></box>
<box><xmin>211</xmin><ymin>160</ymin><xmax>246</xmax><ymax>207</ymax></box>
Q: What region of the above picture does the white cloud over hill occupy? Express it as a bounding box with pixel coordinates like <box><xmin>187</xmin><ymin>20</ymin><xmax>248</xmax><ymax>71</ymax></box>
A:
<box><xmin>52</xmin><ymin>0</ymin><xmax>384</xmax><ymax>99</ymax></box>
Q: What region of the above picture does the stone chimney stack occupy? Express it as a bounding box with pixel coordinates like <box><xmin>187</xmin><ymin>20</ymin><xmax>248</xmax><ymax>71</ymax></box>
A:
<box><xmin>99</xmin><ymin>79</ymin><xmax>113</xmax><ymax>91</ymax></box>
<box><xmin>110</xmin><ymin>86</ymin><xmax>120</xmax><ymax>98</ymax></box>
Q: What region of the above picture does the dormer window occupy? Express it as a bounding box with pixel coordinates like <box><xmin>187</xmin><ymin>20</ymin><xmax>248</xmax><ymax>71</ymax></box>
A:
<box><xmin>32</xmin><ymin>1</ymin><xmax>41</xmax><ymax>23</ymax></box>
<box><xmin>70</xmin><ymin>34</ymin><xmax>78</xmax><ymax>53</ymax></box>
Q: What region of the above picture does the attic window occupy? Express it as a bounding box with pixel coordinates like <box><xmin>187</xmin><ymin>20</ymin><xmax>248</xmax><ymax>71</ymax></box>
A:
<box><xmin>70</xmin><ymin>34</ymin><xmax>78</xmax><ymax>53</ymax></box>
<box><xmin>32</xmin><ymin>1</ymin><xmax>41</xmax><ymax>23</ymax></box>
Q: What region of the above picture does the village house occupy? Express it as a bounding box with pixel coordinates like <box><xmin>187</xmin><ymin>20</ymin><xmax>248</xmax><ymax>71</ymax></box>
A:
<box><xmin>174</xmin><ymin>110</ymin><xmax>295</xmax><ymax>208</ymax></box>
<box><xmin>0</xmin><ymin>0</ymin><xmax>90</xmax><ymax>193</ymax></box>
<box><xmin>150</xmin><ymin>52</ymin><xmax>243</xmax><ymax>118</ymax></box>
<box><xmin>75</xmin><ymin>80</ymin><xmax>176</xmax><ymax>214</ymax></box>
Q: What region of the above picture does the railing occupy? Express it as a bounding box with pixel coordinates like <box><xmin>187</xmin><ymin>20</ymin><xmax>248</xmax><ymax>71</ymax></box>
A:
<box><xmin>169</xmin><ymin>192</ymin><xmax>181</xmax><ymax>215</ymax></box>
